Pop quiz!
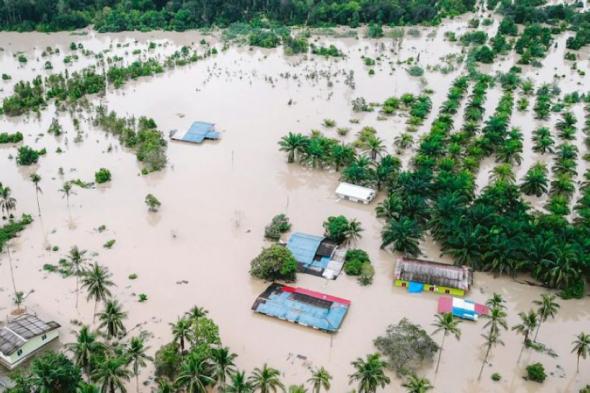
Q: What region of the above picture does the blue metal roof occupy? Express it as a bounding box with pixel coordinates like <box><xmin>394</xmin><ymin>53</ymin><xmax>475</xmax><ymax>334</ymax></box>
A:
<box><xmin>172</xmin><ymin>121</ymin><xmax>220</xmax><ymax>143</ymax></box>
<box><xmin>287</xmin><ymin>232</ymin><xmax>324</xmax><ymax>266</ymax></box>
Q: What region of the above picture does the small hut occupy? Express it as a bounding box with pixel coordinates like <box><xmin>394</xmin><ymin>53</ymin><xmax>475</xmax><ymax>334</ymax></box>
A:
<box><xmin>394</xmin><ymin>257</ymin><xmax>473</xmax><ymax>296</ymax></box>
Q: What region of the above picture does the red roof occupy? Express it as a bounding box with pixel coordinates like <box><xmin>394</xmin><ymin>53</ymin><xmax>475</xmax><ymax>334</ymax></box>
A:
<box><xmin>281</xmin><ymin>285</ymin><xmax>351</xmax><ymax>306</ymax></box>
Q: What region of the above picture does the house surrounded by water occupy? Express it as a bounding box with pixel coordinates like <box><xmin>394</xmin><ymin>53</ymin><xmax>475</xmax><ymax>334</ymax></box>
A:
<box><xmin>0</xmin><ymin>314</ymin><xmax>60</xmax><ymax>370</ymax></box>
<box><xmin>394</xmin><ymin>257</ymin><xmax>473</xmax><ymax>296</ymax></box>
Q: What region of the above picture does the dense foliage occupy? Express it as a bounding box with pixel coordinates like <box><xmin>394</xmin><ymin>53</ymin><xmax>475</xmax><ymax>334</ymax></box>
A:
<box><xmin>0</xmin><ymin>214</ymin><xmax>33</xmax><ymax>251</ymax></box>
<box><xmin>250</xmin><ymin>244</ymin><xmax>298</xmax><ymax>281</ymax></box>
<box><xmin>0</xmin><ymin>0</ymin><xmax>477</xmax><ymax>32</ymax></box>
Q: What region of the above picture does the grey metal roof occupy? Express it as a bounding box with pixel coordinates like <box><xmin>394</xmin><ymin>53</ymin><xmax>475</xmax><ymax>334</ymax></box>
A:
<box><xmin>0</xmin><ymin>314</ymin><xmax>60</xmax><ymax>356</ymax></box>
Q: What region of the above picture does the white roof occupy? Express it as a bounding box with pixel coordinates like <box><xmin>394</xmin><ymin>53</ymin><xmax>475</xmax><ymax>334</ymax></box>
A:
<box><xmin>335</xmin><ymin>182</ymin><xmax>375</xmax><ymax>201</ymax></box>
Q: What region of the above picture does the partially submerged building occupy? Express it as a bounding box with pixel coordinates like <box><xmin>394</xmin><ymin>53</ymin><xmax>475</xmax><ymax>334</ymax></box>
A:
<box><xmin>0</xmin><ymin>314</ymin><xmax>60</xmax><ymax>370</ymax></box>
<box><xmin>335</xmin><ymin>182</ymin><xmax>376</xmax><ymax>204</ymax></box>
<box><xmin>437</xmin><ymin>296</ymin><xmax>489</xmax><ymax>321</ymax></box>
<box><xmin>170</xmin><ymin>121</ymin><xmax>220</xmax><ymax>144</ymax></box>
<box><xmin>286</xmin><ymin>232</ymin><xmax>345</xmax><ymax>279</ymax></box>
<box><xmin>252</xmin><ymin>284</ymin><xmax>350</xmax><ymax>333</ymax></box>
<box><xmin>394</xmin><ymin>257</ymin><xmax>473</xmax><ymax>296</ymax></box>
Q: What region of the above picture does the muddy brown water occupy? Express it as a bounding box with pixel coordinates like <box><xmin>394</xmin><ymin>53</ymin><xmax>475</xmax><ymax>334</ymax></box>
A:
<box><xmin>1</xmin><ymin>15</ymin><xmax>589</xmax><ymax>392</ymax></box>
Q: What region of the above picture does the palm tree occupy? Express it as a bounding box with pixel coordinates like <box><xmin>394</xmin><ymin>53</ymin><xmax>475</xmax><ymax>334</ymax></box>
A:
<box><xmin>307</xmin><ymin>367</ymin><xmax>331</xmax><ymax>393</ymax></box>
<box><xmin>490</xmin><ymin>163</ymin><xmax>515</xmax><ymax>184</ymax></box>
<box><xmin>344</xmin><ymin>219</ymin><xmax>363</xmax><ymax>246</ymax></box>
<box><xmin>402</xmin><ymin>375</ymin><xmax>433</xmax><ymax>393</ymax></box>
<box><xmin>175</xmin><ymin>353</ymin><xmax>214</xmax><ymax>393</ymax></box>
<box><xmin>363</xmin><ymin>135</ymin><xmax>386</xmax><ymax>160</ymax></box>
<box><xmin>30</xmin><ymin>173</ymin><xmax>43</xmax><ymax>216</ymax></box>
<box><xmin>155</xmin><ymin>378</ymin><xmax>174</xmax><ymax>393</ymax></box>
<box><xmin>171</xmin><ymin>318</ymin><xmax>192</xmax><ymax>353</ymax></box>
<box><xmin>97</xmin><ymin>299</ymin><xmax>127</xmax><ymax>340</ymax></box>
<box><xmin>381</xmin><ymin>217</ymin><xmax>422</xmax><ymax>257</ymax></box>
<box><xmin>126</xmin><ymin>336</ymin><xmax>152</xmax><ymax>393</ymax></box>
<box><xmin>533</xmin><ymin>294</ymin><xmax>560</xmax><ymax>341</ymax></box>
<box><xmin>77</xmin><ymin>383</ymin><xmax>100</xmax><ymax>393</ymax></box>
<box><xmin>485</xmin><ymin>293</ymin><xmax>506</xmax><ymax>310</ymax></box>
<box><xmin>225</xmin><ymin>370</ymin><xmax>254</xmax><ymax>393</ymax></box>
<box><xmin>210</xmin><ymin>346</ymin><xmax>237</xmax><ymax>388</ymax></box>
<box><xmin>67</xmin><ymin>325</ymin><xmax>105</xmax><ymax>377</ymax></box>
<box><xmin>482</xmin><ymin>306</ymin><xmax>508</xmax><ymax>337</ymax></box>
<box><xmin>248</xmin><ymin>364</ymin><xmax>285</xmax><ymax>393</ymax></box>
<box><xmin>92</xmin><ymin>355</ymin><xmax>131</xmax><ymax>393</ymax></box>
<box><xmin>279</xmin><ymin>133</ymin><xmax>307</xmax><ymax>163</ymax></box>
<box><xmin>59</xmin><ymin>181</ymin><xmax>76</xmax><ymax>209</ymax></box>
<box><xmin>0</xmin><ymin>184</ymin><xmax>17</xmax><ymax>219</ymax></box>
<box><xmin>512</xmin><ymin>310</ymin><xmax>538</xmax><ymax>361</ymax></box>
<box><xmin>330</xmin><ymin>143</ymin><xmax>356</xmax><ymax>171</ymax></box>
<box><xmin>520</xmin><ymin>163</ymin><xmax>548</xmax><ymax>197</ymax></box>
<box><xmin>571</xmin><ymin>332</ymin><xmax>590</xmax><ymax>373</ymax></box>
<box><xmin>394</xmin><ymin>133</ymin><xmax>413</xmax><ymax>150</ymax></box>
<box><xmin>67</xmin><ymin>246</ymin><xmax>88</xmax><ymax>310</ymax></box>
<box><xmin>348</xmin><ymin>353</ymin><xmax>390</xmax><ymax>393</ymax></box>
<box><xmin>478</xmin><ymin>331</ymin><xmax>504</xmax><ymax>380</ymax></box>
<box><xmin>432</xmin><ymin>313</ymin><xmax>461</xmax><ymax>373</ymax></box>
<box><xmin>81</xmin><ymin>263</ymin><xmax>114</xmax><ymax>323</ymax></box>
<box><xmin>288</xmin><ymin>386</ymin><xmax>307</xmax><ymax>393</ymax></box>
<box><xmin>186</xmin><ymin>306</ymin><xmax>208</xmax><ymax>345</ymax></box>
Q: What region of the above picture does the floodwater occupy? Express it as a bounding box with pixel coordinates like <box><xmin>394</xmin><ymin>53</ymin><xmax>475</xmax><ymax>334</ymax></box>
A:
<box><xmin>1</xmin><ymin>13</ymin><xmax>589</xmax><ymax>393</ymax></box>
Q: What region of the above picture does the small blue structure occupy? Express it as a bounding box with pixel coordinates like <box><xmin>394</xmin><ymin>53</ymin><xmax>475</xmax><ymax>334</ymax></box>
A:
<box><xmin>171</xmin><ymin>121</ymin><xmax>221</xmax><ymax>144</ymax></box>
<box><xmin>287</xmin><ymin>232</ymin><xmax>324</xmax><ymax>267</ymax></box>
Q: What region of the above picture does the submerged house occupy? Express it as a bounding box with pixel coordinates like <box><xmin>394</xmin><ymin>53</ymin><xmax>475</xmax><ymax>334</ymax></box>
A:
<box><xmin>286</xmin><ymin>232</ymin><xmax>345</xmax><ymax>279</ymax></box>
<box><xmin>252</xmin><ymin>284</ymin><xmax>350</xmax><ymax>333</ymax></box>
<box><xmin>438</xmin><ymin>296</ymin><xmax>489</xmax><ymax>321</ymax></box>
<box><xmin>335</xmin><ymin>182</ymin><xmax>376</xmax><ymax>204</ymax></box>
<box><xmin>170</xmin><ymin>121</ymin><xmax>221</xmax><ymax>144</ymax></box>
<box><xmin>0</xmin><ymin>314</ymin><xmax>60</xmax><ymax>370</ymax></box>
<box><xmin>394</xmin><ymin>257</ymin><xmax>473</xmax><ymax>296</ymax></box>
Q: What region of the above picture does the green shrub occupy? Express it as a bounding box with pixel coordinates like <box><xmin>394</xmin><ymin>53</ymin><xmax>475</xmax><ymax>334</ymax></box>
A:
<box><xmin>95</xmin><ymin>168</ymin><xmax>112</xmax><ymax>184</ymax></box>
<box><xmin>359</xmin><ymin>262</ymin><xmax>375</xmax><ymax>285</ymax></box>
<box><xmin>491</xmin><ymin>372</ymin><xmax>501</xmax><ymax>381</ymax></box>
<box><xmin>264</xmin><ymin>214</ymin><xmax>291</xmax><ymax>241</ymax></box>
<box><xmin>138</xmin><ymin>293</ymin><xmax>148</xmax><ymax>302</ymax></box>
<box><xmin>249</xmin><ymin>30</ymin><xmax>280</xmax><ymax>48</ymax></box>
<box><xmin>526</xmin><ymin>363</ymin><xmax>546</xmax><ymax>383</ymax></box>
<box><xmin>344</xmin><ymin>249</ymin><xmax>370</xmax><ymax>275</ymax></box>
<box><xmin>311</xmin><ymin>44</ymin><xmax>341</xmax><ymax>57</ymax></box>
<box><xmin>16</xmin><ymin>145</ymin><xmax>43</xmax><ymax>165</ymax></box>
<box><xmin>145</xmin><ymin>193</ymin><xmax>161</xmax><ymax>212</ymax></box>
<box><xmin>579</xmin><ymin>385</ymin><xmax>590</xmax><ymax>393</ymax></box>
<box><xmin>407</xmin><ymin>66</ymin><xmax>424</xmax><ymax>77</ymax></box>
<box><xmin>284</xmin><ymin>35</ymin><xmax>308</xmax><ymax>55</ymax></box>
<box><xmin>0</xmin><ymin>131</ymin><xmax>23</xmax><ymax>144</ymax></box>
<box><xmin>250</xmin><ymin>244</ymin><xmax>297</xmax><ymax>281</ymax></box>
<box><xmin>103</xmin><ymin>239</ymin><xmax>116</xmax><ymax>249</ymax></box>
<box><xmin>367</xmin><ymin>23</ymin><xmax>384</xmax><ymax>38</ymax></box>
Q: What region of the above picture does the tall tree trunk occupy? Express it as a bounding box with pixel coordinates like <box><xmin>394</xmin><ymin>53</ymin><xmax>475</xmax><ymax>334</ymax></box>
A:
<box><xmin>35</xmin><ymin>189</ymin><xmax>41</xmax><ymax>216</ymax></box>
<box><xmin>76</xmin><ymin>275</ymin><xmax>79</xmax><ymax>310</ymax></box>
<box><xmin>534</xmin><ymin>321</ymin><xmax>542</xmax><ymax>341</ymax></box>
<box><xmin>6</xmin><ymin>243</ymin><xmax>18</xmax><ymax>296</ymax></box>
<box><xmin>93</xmin><ymin>299</ymin><xmax>98</xmax><ymax>324</ymax></box>
<box><xmin>436</xmin><ymin>334</ymin><xmax>446</xmax><ymax>373</ymax></box>
<box><xmin>478</xmin><ymin>343</ymin><xmax>492</xmax><ymax>380</ymax></box>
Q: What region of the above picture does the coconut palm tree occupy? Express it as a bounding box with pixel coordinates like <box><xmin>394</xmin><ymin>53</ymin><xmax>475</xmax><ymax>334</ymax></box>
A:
<box><xmin>92</xmin><ymin>355</ymin><xmax>131</xmax><ymax>393</ymax></box>
<box><xmin>67</xmin><ymin>246</ymin><xmax>88</xmax><ymax>310</ymax></box>
<box><xmin>432</xmin><ymin>313</ymin><xmax>462</xmax><ymax>373</ymax></box>
<box><xmin>482</xmin><ymin>306</ymin><xmax>508</xmax><ymax>337</ymax></box>
<box><xmin>175</xmin><ymin>353</ymin><xmax>215</xmax><ymax>393</ymax></box>
<box><xmin>279</xmin><ymin>133</ymin><xmax>308</xmax><ymax>163</ymax></box>
<box><xmin>485</xmin><ymin>293</ymin><xmax>506</xmax><ymax>310</ymax></box>
<box><xmin>348</xmin><ymin>353</ymin><xmax>390</xmax><ymax>393</ymax></box>
<box><xmin>67</xmin><ymin>325</ymin><xmax>105</xmax><ymax>377</ymax></box>
<box><xmin>59</xmin><ymin>181</ymin><xmax>76</xmax><ymax>209</ymax></box>
<box><xmin>155</xmin><ymin>378</ymin><xmax>174</xmax><ymax>393</ymax></box>
<box><xmin>344</xmin><ymin>219</ymin><xmax>363</xmax><ymax>246</ymax></box>
<box><xmin>171</xmin><ymin>318</ymin><xmax>192</xmax><ymax>353</ymax></box>
<box><xmin>381</xmin><ymin>217</ymin><xmax>422</xmax><ymax>257</ymax></box>
<box><xmin>225</xmin><ymin>371</ymin><xmax>254</xmax><ymax>393</ymax></box>
<box><xmin>571</xmin><ymin>332</ymin><xmax>590</xmax><ymax>373</ymax></box>
<box><xmin>81</xmin><ymin>263</ymin><xmax>114</xmax><ymax>323</ymax></box>
<box><xmin>307</xmin><ymin>367</ymin><xmax>331</xmax><ymax>393</ymax></box>
<box><xmin>0</xmin><ymin>184</ymin><xmax>16</xmax><ymax>219</ymax></box>
<box><xmin>30</xmin><ymin>173</ymin><xmax>42</xmax><ymax>216</ymax></box>
<box><xmin>186</xmin><ymin>306</ymin><xmax>208</xmax><ymax>344</ymax></box>
<box><xmin>210</xmin><ymin>346</ymin><xmax>237</xmax><ymax>388</ymax></box>
<box><xmin>512</xmin><ymin>310</ymin><xmax>538</xmax><ymax>362</ymax></box>
<box><xmin>363</xmin><ymin>135</ymin><xmax>386</xmax><ymax>160</ymax></box>
<box><xmin>98</xmin><ymin>300</ymin><xmax>127</xmax><ymax>340</ymax></box>
<box><xmin>478</xmin><ymin>331</ymin><xmax>504</xmax><ymax>380</ymax></box>
<box><xmin>533</xmin><ymin>294</ymin><xmax>560</xmax><ymax>341</ymax></box>
<box><xmin>520</xmin><ymin>163</ymin><xmax>548</xmax><ymax>197</ymax></box>
<box><xmin>126</xmin><ymin>336</ymin><xmax>152</xmax><ymax>393</ymax></box>
<box><xmin>248</xmin><ymin>364</ymin><xmax>285</xmax><ymax>393</ymax></box>
<box><xmin>402</xmin><ymin>375</ymin><xmax>433</xmax><ymax>393</ymax></box>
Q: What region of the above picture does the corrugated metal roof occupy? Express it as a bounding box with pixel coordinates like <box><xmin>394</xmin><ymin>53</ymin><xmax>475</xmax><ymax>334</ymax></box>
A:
<box><xmin>286</xmin><ymin>232</ymin><xmax>324</xmax><ymax>266</ymax></box>
<box><xmin>0</xmin><ymin>314</ymin><xmax>60</xmax><ymax>356</ymax></box>
<box><xmin>171</xmin><ymin>121</ymin><xmax>220</xmax><ymax>144</ymax></box>
<box><xmin>394</xmin><ymin>257</ymin><xmax>473</xmax><ymax>290</ymax></box>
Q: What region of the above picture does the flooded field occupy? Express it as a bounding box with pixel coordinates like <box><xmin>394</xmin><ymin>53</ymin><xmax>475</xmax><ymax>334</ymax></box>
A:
<box><xmin>1</xmin><ymin>13</ymin><xmax>589</xmax><ymax>393</ymax></box>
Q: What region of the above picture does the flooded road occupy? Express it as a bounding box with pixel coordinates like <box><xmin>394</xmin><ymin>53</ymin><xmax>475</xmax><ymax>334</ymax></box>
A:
<box><xmin>1</xmin><ymin>16</ymin><xmax>589</xmax><ymax>392</ymax></box>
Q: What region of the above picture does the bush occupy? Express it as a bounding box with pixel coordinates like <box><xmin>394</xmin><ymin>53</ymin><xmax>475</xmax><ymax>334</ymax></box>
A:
<box><xmin>580</xmin><ymin>385</ymin><xmax>590</xmax><ymax>393</ymax></box>
<box><xmin>407</xmin><ymin>66</ymin><xmax>424</xmax><ymax>77</ymax></box>
<box><xmin>526</xmin><ymin>363</ymin><xmax>546</xmax><ymax>383</ymax></box>
<box><xmin>474</xmin><ymin>45</ymin><xmax>494</xmax><ymax>63</ymax></box>
<box><xmin>249</xmin><ymin>30</ymin><xmax>280</xmax><ymax>48</ymax></box>
<box><xmin>0</xmin><ymin>131</ymin><xmax>23</xmax><ymax>143</ymax></box>
<box><xmin>374</xmin><ymin>318</ymin><xmax>439</xmax><ymax>375</ymax></box>
<box><xmin>367</xmin><ymin>23</ymin><xmax>384</xmax><ymax>38</ymax></box>
<box><xmin>344</xmin><ymin>249</ymin><xmax>370</xmax><ymax>276</ymax></box>
<box><xmin>16</xmin><ymin>145</ymin><xmax>43</xmax><ymax>165</ymax></box>
<box><xmin>359</xmin><ymin>262</ymin><xmax>375</xmax><ymax>285</ymax></box>
<box><xmin>284</xmin><ymin>35</ymin><xmax>308</xmax><ymax>55</ymax></box>
<box><xmin>264</xmin><ymin>214</ymin><xmax>291</xmax><ymax>241</ymax></box>
<box><xmin>491</xmin><ymin>372</ymin><xmax>502</xmax><ymax>381</ymax></box>
<box><xmin>250</xmin><ymin>244</ymin><xmax>297</xmax><ymax>281</ymax></box>
<box><xmin>95</xmin><ymin>168</ymin><xmax>112</xmax><ymax>184</ymax></box>
<box><xmin>323</xmin><ymin>215</ymin><xmax>350</xmax><ymax>244</ymax></box>
<box><xmin>145</xmin><ymin>193</ymin><xmax>161</xmax><ymax>212</ymax></box>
